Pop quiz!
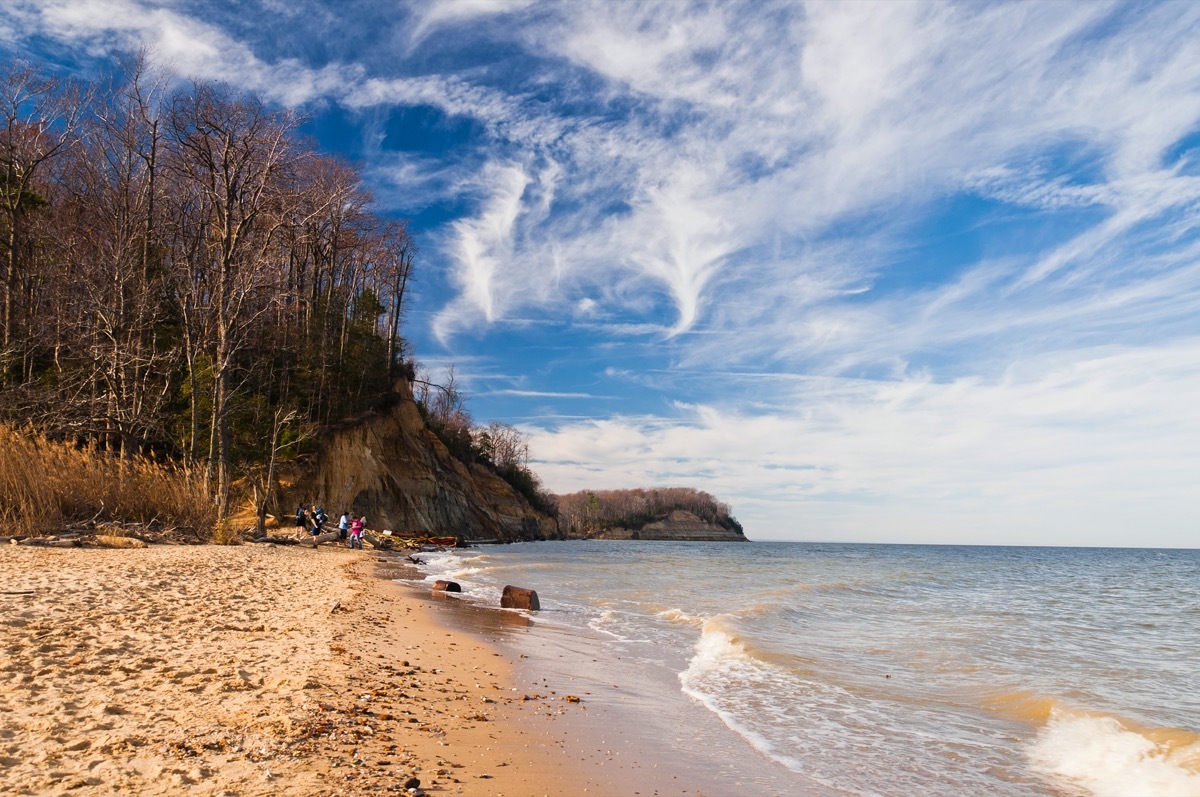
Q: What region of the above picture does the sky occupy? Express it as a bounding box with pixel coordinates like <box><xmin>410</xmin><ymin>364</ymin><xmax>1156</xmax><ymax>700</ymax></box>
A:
<box><xmin>3</xmin><ymin>0</ymin><xmax>1200</xmax><ymax>547</ymax></box>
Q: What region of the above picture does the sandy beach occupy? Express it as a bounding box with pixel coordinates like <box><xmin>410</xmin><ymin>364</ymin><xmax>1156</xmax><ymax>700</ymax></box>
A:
<box><xmin>0</xmin><ymin>542</ymin><xmax>633</xmax><ymax>797</ymax></box>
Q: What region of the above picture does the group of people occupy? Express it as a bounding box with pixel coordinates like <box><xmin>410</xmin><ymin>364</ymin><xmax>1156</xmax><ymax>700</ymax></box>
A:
<box><xmin>340</xmin><ymin>511</ymin><xmax>367</xmax><ymax>549</ymax></box>
<box><xmin>295</xmin><ymin>504</ymin><xmax>366</xmax><ymax>549</ymax></box>
<box><xmin>295</xmin><ymin>504</ymin><xmax>326</xmax><ymax>536</ymax></box>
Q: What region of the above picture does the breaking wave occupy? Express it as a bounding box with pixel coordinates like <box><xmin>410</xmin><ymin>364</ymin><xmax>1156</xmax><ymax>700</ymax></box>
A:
<box><xmin>1028</xmin><ymin>706</ymin><xmax>1200</xmax><ymax>797</ymax></box>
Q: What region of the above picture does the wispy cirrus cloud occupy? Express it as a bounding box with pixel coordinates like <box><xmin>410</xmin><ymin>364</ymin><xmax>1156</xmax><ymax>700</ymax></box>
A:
<box><xmin>381</xmin><ymin>0</ymin><xmax>1200</xmax><ymax>366</ymax></box>
<box><xmin>404</xmin><ymin>0</ymin><xmax>538</xmax><ymax>49</ymax></box>
<box><xmin>486</xmin><ymin>389</ymin><xmax>608</xmax><ymax>399</ymax></box>
<box><xmin>1</xmin><ymin>0</ymin><xmax>357</xmax><ymax>104</ymax></box>
<box><xmin>434</xmin><ymin>161</ymin><xmax>529</xmax><ymax>332</ymax></box>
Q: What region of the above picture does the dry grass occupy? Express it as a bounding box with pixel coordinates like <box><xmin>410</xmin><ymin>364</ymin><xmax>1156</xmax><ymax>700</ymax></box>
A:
<box><xmin>210</xmin><ymin>519</ymin><xmax>242</xmax><ymax>545</ymax></box>
<box><xmin>0</xmin><ymin>424</ymin><xmax>218</xmax><ymax>539</ymax></box>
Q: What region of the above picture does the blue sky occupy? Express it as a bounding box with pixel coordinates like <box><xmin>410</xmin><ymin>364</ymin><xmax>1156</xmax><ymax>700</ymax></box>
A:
<box><xmin>4</xmin><ymin>0</ymin><xmax>1200</xmax><ymax>547</ymax></box>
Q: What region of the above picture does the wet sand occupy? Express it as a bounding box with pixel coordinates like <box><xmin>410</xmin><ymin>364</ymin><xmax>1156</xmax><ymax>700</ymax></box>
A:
<box><xmin>408</xmin><ymin>561</ymin><xmax>808</xmax><ymax>797</ymax></box>
<box><xmin>389</xmin><ymin>573</ymin><xmax>723</xmax><ymax>797</ymax></box>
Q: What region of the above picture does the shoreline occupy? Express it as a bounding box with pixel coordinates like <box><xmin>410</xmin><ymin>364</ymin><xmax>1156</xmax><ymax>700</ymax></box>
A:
<box><xmin>378</xmin><ymin>561</ymin><xmax>724</xmax><ymax>797</ymax></box>
<box><xmin>399</xmin><ymin>546</ymin><xmax>823</xmax><ymax>797</ymax></box>
<box><xmin>355</xmin><ymin>555</ymin><xmax>633</xmax><ymax>797</ymax></box>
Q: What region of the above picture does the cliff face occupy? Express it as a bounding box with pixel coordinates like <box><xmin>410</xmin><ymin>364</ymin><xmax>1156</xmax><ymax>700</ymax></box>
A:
<box><xmin>282</xmin><ymin>380</ymin><xmax>558</xmax><ymax>542</ymax></box>
<box><xmin>589</xmin><ymin>510</ymin><xmax>747</xmax><ymax>542</ymax></box>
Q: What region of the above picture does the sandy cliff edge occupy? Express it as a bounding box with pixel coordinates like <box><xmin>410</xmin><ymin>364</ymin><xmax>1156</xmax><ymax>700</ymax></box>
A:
<box><xmin>282</xmin><ymin>379</ymin><xmax>556</xmax><ymax>543</ymax></box>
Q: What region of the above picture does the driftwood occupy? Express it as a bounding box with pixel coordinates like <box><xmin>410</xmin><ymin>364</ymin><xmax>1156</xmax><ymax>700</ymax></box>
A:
<box><xmin>299</xmin><ymin>531</ymin><xmax>341</xmax><ymax>547</ymax></box>
<box><xmin>15</xmin><ymin>534</ymin><xmax>147</xmax><ymax>549</ymax></box>
<box><xmin>6</xmin><ymin>520</ymin><xmax>208</xmax><ymax>547</ymax></box>
<box><xmin>19</xmin><ymin>537</ymin><xmax>82</xmax><ymax>548</ymax></box>
<box><xmin>95</xmin><ymin>523</ymin><xmax>155</xmax><ymax>544</ymax></box>
<box><xmin>249</xmin><ymin>535</ymin><xmax>302</xmax><ymax>546</ymax></box>
<box><xmin>362</xmin><ymin>531</ymin><xmax>393</xmax><ymax>550</ymax></box>
<box><xmin>94</xmin><ymin>535</ymin><xmax>148</xmax><ymax>549</ymax></box>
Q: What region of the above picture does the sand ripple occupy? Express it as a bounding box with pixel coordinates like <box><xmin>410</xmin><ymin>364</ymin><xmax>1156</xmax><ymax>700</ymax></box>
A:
<box><xmin>0</xmin><ymin>544</ymin><xmax>354</xmax><ymax>795</ymax></box>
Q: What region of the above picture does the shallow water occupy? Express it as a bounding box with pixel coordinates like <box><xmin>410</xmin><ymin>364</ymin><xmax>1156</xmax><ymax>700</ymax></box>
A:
<box><xmin>404</xmin><ymin>541</ymin><xmax>1200</xmax><ymax>796</ymax></box>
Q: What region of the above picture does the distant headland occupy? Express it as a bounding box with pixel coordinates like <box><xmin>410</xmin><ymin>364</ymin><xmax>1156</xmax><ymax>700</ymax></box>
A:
<box><xmin>554</xmin><ymin>488</ymin><xmax>747</xmax><ymax>542</ymax></box>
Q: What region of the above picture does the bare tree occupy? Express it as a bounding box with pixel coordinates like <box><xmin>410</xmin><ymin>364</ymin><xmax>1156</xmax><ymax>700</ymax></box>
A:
<box><xmin>0</xmin><ymin>61</ymin><xmax>87</xmax><ymax>374</ymax></box>
<box><xmin>168</xmin><ymin>82</ymin><xmax>298</xmax><ymax>514</ymax></box>
<box><xmin>426</xmin><ymin>365</ymin><xmax>470</xmax><ymax>429</ymax></box>
<box><xmin>0</xmin><ymin>61</ymin><xmax>428</xmax><ymax>521</ymax></box>
<box><xmin>56</xmin><ymin>51</ymin><xmax>175</xmax><ymax>457</ymax></box>
<box><xmin>482</xmin><ymin>420</ymin><xmax>529</xmax><ymax>469</ymax></box>
<box><xmin>251</xmin><ymin>406</ymin><xmax>311</xmax><ymax>536</ymax></box>
<box><xmin>379</xmin><ymin>221</ymin><xmax>416</xmax><ymax>380</ymax></box>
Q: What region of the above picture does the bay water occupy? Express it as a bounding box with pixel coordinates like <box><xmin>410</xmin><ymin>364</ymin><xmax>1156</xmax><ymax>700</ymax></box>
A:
<box><xmin>402</xmin><ymin>541</ymin><xmax>1200</xmax><ymax>796</ymax></box>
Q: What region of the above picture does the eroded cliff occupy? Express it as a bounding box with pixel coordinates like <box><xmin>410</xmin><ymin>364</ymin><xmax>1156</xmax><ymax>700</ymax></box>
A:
<box><xmin>586</xmin><ymin>510</ymin><xmax>747</xmax><ymax>542</ymax></box>
<box><xmin>282</xmin><ymin>379</ymin><xmax>557</xmax><ymax>542</ymax></box>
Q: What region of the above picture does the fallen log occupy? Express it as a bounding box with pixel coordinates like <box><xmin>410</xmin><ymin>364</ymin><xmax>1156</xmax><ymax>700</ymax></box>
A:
<box><xmin>432</xmin><ymin>580</ymin><xmax>462</xmax><ymax>593</ymax></box>
<box><xmin>500</xmin><ymin>585</ymin><xmax>540</xmax><ymax>611</ymax></box>
<box><xmin>19</xmin><ymin>537</ymin><xmax>81</xmax><ymax>548</ymax></box>
<box><xmin>95</xmin><ymin>523</ymin><xmax>154</xmax><ymax>544</ymax></box>
<box><xmin>94</xmin><ymin>535</ymin><xmax>148</xmax><ymax>549</ymax></box>
<box><xmin>362</xmin><ymin>532</ymin><xmax>392</xmax><ymax>550</ymax></box>
<box><xmin>298</xmin><ymin>531</ymin><xmax>341</xmax><ymax>547</ymax></box>
<box><xmin>248</xmin><ymin>535</ymin><xmax>302</xmax><ymax>546</ymax></box>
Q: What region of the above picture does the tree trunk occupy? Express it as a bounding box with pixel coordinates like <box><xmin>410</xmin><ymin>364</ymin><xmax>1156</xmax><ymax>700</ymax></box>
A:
<box><xmin>386</xmin><ymin>257</ymin><xmax>410</xmax><ymax>380</ymax></box>
<box><xmin>300</xmin><ymin>530</ymin><xmax>341</xmax><ymax>547</ymax></box>
<box><xmin>3</xmin><ymin>222</ymin><xmax>15</xmax><ymax>354</ymax></box>
<box><xmin>214</xmin><ymin>341</ymin><xmax>230</xmax><ymax>518</ymax></box>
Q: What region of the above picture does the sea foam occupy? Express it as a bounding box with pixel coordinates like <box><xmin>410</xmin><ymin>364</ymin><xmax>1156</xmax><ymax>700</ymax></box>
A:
<box><xmin>1029</xmin><ymin>708</ymin><xmax>1200</xmax><ymax>797</ymax></box>
<box><xmin>656</xmin><ymin>607</ymin><xmax>706</xmax><ymax>628</ymax></box>
<box><xmin>679</xmin><ymin>619</ymin><xmax>808</xmax><ymax>775</ymax></box>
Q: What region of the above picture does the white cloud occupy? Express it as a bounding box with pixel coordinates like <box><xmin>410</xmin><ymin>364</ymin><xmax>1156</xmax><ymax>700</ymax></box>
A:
<box><xmin>375</xmin><ymin>2</ymin><xmax>1125</xmax><ymax>358</ymax></box>
<box><xmin>527</xmin><ymin>340</ymin><xmax>1200</xmax><ymax>547</ymax></box>
<box><xmin>404</xmin><ymin>0</ymin><xmax>538</xmax><ymax>47</ymax></box>
<box><xmin>433</xmin><ymin>161</ymin><xmax>531</xmax><ymax>339</ymax></box>
<box><xmin>25</xmin><ymin>0</ymin><xmax>1200</xmax><ymax>353</ymax></box>
<box><xmin>4</xmin><ymin>0</ymin><xmax>360</xmax><ymax>105</ymax></box>
<box><xmin>363</xmin><ymin>154</ymin><xmax>469</xmax><ymax>211</ymax></box>
<box><xmin>506</xmin><ymin>0</ymin><xmax>1200</xmax><ymax>376</ymax></box>
<box><xmin>487</xmin><ymin>389</ymin><xmax>605</xmax><ymax>399</ymax></box>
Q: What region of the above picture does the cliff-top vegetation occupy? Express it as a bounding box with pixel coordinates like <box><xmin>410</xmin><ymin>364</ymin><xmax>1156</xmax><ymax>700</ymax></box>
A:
<box><xmin>0</xmin><ymin>54</ymin><xmax>415</xmax><ymax>524</ymax></box>
<box><xmin>413</xmin><ymin>365</ymin><xmax>556</xmax><ymax>517</ymax></box>
<box><xmin>554</xmin><ymin>487</ymin><xmax>743</xmax><ymax>537</ymax></box>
